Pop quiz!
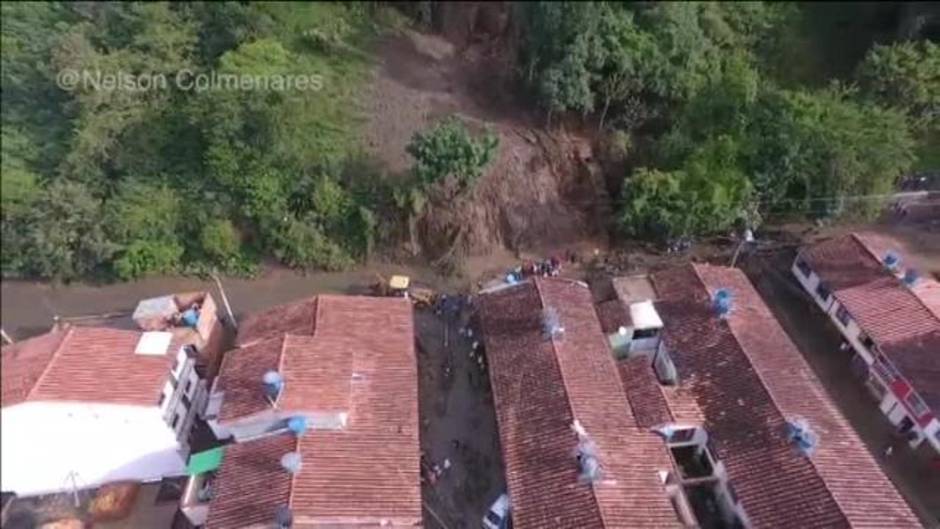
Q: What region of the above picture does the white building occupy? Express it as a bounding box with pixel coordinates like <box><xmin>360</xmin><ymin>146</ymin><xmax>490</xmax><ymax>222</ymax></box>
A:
<box><xmin>792</xmin><ymin>232</ymin><xmax>940</xmax><ymax>454</ymax></box>
<box><xmin>1</xmin><ymin>324</ymin><xmax>211</xmax><ymax>496</ymax></box>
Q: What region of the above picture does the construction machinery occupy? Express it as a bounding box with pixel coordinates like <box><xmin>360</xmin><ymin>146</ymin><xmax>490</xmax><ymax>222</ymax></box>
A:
<box><xmin>371</xmin><ymin>274</ymin><xmax>437</xmax><ymax>308</ymax></box>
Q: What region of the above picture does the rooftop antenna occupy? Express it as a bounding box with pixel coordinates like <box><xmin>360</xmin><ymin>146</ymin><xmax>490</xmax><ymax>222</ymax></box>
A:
<box><xmin>263</xmin><ymin>371</ymin><xmax>284</xmax><ymax>405</ymax></box>
<box><xmin>211</xmin><ymin>271</ymin><xmax>237</xmax><ymax>329</ymax></box>
<box><xmin>280</xmin><ymin>452</ymin><xmax>302</xmax><ymax>474</ymax></box>
<box><xmin>713</xmin><ymin>289</ymin><xmax>733</xmax><ymax>318</ymax></box>
<box><xmin>543</xmin><ymin>307</ymin><xmax>565</xmax><ymax>340</ymax></box>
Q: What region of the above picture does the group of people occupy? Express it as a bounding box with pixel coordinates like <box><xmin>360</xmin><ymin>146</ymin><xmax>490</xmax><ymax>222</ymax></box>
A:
<box><xmin>506</xmin><ymin>256</ymin><xmax>562</xmax><ymax>284</ymax></box>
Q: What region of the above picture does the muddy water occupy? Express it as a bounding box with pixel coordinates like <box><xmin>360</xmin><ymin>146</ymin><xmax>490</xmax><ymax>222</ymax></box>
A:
<box><xmin>0</xmin><ymin>263</ymin><xmax>458</xmax><ymax>340</ymax></box>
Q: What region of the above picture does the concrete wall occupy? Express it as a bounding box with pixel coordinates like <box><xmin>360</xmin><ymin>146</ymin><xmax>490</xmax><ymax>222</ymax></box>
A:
<box><xmin>1</xmin><ymin>402</ymin><xmax>185</xmax><ymax>496</ymax></box>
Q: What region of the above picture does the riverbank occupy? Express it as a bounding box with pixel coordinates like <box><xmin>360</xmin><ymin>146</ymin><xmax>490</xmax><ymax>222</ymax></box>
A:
<box><xmin>0</xmin><ymin>262</ymin><xmax>459</xmax><ymax>341</ymax></box>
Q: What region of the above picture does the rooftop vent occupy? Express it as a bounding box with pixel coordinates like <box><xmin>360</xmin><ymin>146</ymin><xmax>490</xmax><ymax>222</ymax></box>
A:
<box><xmin>543</xmin><ymin>307</ymin><xmax>565</xmax><ymax>340</ymax></box>
<box><xmin>903</xmin><ymin>268</ymin><xmax>919</xmax><ymax>287</ymax></box>
<box><xmin>275</xmin><ymin>505</ymin><xmax>293</xmax><ymax>529</ymax></box>
<box><xmin>280</xmin><ymin>452</ymin><xmax>302</xmax><ymax>474</ymax></box>
<box><xmin>883</xmin><ymin>251</ymin><xmax>901</xmax><ymax>271</ymax></box>
<box><xmin>712</xmin><ymin>289</ymin><xmax>733</xmax><ymax>318</ymax></box>
<box><xmin>135</xmin><ymin>331</ymin><xmax>173</xmax><ymax>356</ymax></box>
<box><xmin>571</xmin><ymin>420</ymin><xmax>603</xmax><ymax>483</ymax></box>
<box><xmin>288</xmin><ymin>416</ymin><xmax>308</xmax><ymax>437</ymax></box>
<box><xmin>785</xmin><ymin>417</ymin><xmax>818</xmax><ymax>457</ymax></box>
<box><xmin>263</xmin><ymin>371</ymin><xmax>284</xmax><ymax>402</ymax></box>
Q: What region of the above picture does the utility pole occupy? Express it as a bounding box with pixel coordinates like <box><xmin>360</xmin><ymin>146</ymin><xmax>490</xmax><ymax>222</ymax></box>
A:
<box><xmin>730</xmin><ymin>228</ymin><xmax>755</xmax><ymax>268</ymax></box>
<box><xmin>211</xmin><ymin>271</ymin><xmax>237</xmax><ymax>329</ymax></box>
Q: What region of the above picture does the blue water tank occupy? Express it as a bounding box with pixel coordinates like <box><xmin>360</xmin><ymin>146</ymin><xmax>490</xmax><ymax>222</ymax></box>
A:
<box><xmin>288</xmin><ymin>416</ymin><xmax>308</xmax><ymax>436</ymax></box>
<box><xmin>181</xmin><ymin>309</ymin><xmax>198</xmax><ymax>327</ymax></box>
<box><xmin>713</xmin><ymin>289</ymin><xmax>733</xmax><ymax>316</ymax></box>
<box><xmin>263</xmin><ymin>371</ymin><xmax>284</xmax><ymax>400</ymax></box>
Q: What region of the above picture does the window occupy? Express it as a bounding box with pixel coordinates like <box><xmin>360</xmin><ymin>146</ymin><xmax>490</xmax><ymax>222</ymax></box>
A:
<box><xmin>182</xmin><ymin>394</ymin><xmax>191</xmax><ymax>410</ymax></box>
<box><xmin>861</xmin><ymin>334</ymin><xmax>875</xmax><ymax>350</ymax></box>
<box><xmin>815</xmin><ymin>282</ymin><xmax>830</xmax><ymax>301</ymax></box>
<box><xmin>634</xmin><ymin>327</ymin><xmax>659</xmax><ymax>339</ymax></box>
<box><xmin>169</xmin><ymin>374</ymin><xmax>179</xmax><ymax>390</ymax></box>
<box><xmin>906</xmin><ymin>393</ymin><xmax>929</xmax><ymax>417</ymax></box>
<box><xmin>835</xmin><ymin>305</ymin><xmax>851</xmax><ymax>326</ymax></box>
<box><xmin>158</xmin><ymin>393</ymin><xmax>166</xmax><ymax>407</ymax></box>
<box><xmin>171</xmin><ymin>413</ymin><xmax>180</xmax><ymax>429</ymax></box>
<box><xmin>796</xmin><ymin>257</ymin><xmax>812</xmax><ymax>277</ymax></box>
<box><xmin>184</xmin><ymin>380</ymin><xmax>192</xmax><ymax>396</ymax></box>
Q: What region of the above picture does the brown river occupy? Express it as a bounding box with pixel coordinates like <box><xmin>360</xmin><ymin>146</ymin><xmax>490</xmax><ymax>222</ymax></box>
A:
<box><xmin>0</xmin><ymin>263</ymin><xmax>461</xmax><ymax>340</ymax></box>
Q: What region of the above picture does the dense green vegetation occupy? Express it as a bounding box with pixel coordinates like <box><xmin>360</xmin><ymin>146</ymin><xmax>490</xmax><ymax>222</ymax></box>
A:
<box><xmin>2</xmin><ymin>2</ymin><xmax>937</xmax><ymax>279</ymax></box>
<box><xmin>1</xmin><ymin>2</ymin><xmax>402</xmax><ymax>280</ymax></box>
<box><xmin>406</xmin><ymin>117</ymin><xmax>499</xmax><ymax>193</ymax></box>
<box><xmin>517</xmin><ymin>2</ymin><xmax>937</xmax><ymax>240</ymax></box>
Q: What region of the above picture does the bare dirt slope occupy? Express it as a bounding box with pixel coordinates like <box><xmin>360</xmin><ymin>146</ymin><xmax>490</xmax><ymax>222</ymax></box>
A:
<box><xmin>362</xmin><ymin>25</ymin><xmax>610</xmax><ymax>261</ymax></box>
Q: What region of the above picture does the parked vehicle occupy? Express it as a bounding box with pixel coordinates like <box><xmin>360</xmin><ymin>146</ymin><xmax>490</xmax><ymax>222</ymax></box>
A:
<box><xmin>482</xmin><ymin>492</ymin><xmax>511</xmax><ymax>529</ymax></box>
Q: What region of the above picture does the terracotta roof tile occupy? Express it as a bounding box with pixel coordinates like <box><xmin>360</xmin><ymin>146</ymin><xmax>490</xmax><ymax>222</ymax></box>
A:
<box><xmin>479</xmin><ymin>278</ymin><xmax>680</xmax><ymax>529</ymax></box>
<box><xmin>204</xmin><ymin>434</ymin><xmax>296</xmax><ymax>529</ymax></box>
<box><xmin>2</xmin><ymin>327</ymin><xmax>176</xmax><ymax>407</ymax></box>
<box><xmin>616</xmin><ymin>357</ymin><xmax>672</xmax><ymax>429</ymax></box>
<box><xmin>207</xmin><ymin>295</ymin><xmax>420</xmax><ymax>527</ymax></box>
<box><xmin>594</xmin><ymin>299</ymin><xmax>632</xmax><ymax>334</ymax></box>
<box><xmin>215</xmin><ymin>337</ymin><xmax>284</xmax><ymax>422</ymax></box>
<box><xmin>1</xmin><ymin>328</ymin><xmax>69</xmax><ymax>407</ymax></box>
<box><xmin>236</xmin><ymin>298</ymin><xmax>317</xmax><ymax>347</ymax></box>
<box><xmin>800</xmin><ymin>234</ymin><xmax>886</xmax><ymax>291</ymax></box>
<box><xmin>651</xmin><ymin>264</ymin><xmax>921</xmax><ymax>528</ymax></box>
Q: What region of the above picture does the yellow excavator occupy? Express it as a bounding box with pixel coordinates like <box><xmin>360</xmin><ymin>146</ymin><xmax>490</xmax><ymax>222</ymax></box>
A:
<box><xmin>371</xmin><ymin>274</ymin><xmax>437</xmax><ymax>308</ymax></box>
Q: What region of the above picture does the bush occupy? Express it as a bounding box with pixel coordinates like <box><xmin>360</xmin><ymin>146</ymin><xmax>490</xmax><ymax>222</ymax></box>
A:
<box><xmin>199</xmin><ymin>219</ymin><xmax>241</xmax><ymax>264</ymax></box>
<box><xmin>268</xmin><ymin>217</ymin><xmax>354</xmax><ymax>271</ymax></box>
<box><xmin>113</xmin><ymin>240</ymin><xmax>184</xmax><ymax>280</ymax></box>
<box><xmin>406</xmin><ymin>117</ymin><xmax>499</xmax><ymax>191</ymax></box>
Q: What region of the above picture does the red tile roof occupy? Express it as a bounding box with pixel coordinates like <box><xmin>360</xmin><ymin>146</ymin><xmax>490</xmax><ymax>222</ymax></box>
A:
<box><xmin>2</xmin><ymin>326</ymin><xmax>175</xmax><ymax>407</ymax></box>
<box><xmin>479</xmin><ymin>278</ymin><xmax>680</xmax><ymax>529</ymax></box>
<box><xmin>652</xmin><ymin>264</ymin><xmax>921</xmax><ymax>529</ymax></box>
<box><xmin>204</xmin><ymin>433</ymin><xmax>296</xmax><ymax>529</ymax></box>
<box><xmin>235</xmin><ymin>298</ymin><xmax>318</xmax><ymax>347</ymax></box>
<box><xmin>1</xmin><ymin>328</ymin><xmax>69</xmax><ymax>407</ymax></box>
<box><xmin>214</xmin><ymin>336</ymin><xmax>284</xmax><ymax>422</ymax></box>
<box><xmin>799</xmin><ymin>234</ymin><xmax>887</xmax><ymax>291</ymax></box>
<box><xmin>594</xmin><ymin>299</ymin><xmax>632</xmax><ymax>334</ymax></box>
<box><xmin>207</xmin><ymin>295</ymin><xmax>420</xmax><ymax>527</ymax></box>
<box><xmin>801</xmin><ymin>233</ymin><xmax>940</xmax><ymax>414</ymax></box>
<box><xmin>616</xmin><ymin>357</ymin><xmax>673</xmax><ymax>429</ymax></box>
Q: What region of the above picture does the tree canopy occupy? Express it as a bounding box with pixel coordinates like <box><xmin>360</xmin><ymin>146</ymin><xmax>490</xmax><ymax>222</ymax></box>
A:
<box><xmin>1</xmin><ymin>2</ymin><xmax>390</xmax><ymax>280</ymax></box>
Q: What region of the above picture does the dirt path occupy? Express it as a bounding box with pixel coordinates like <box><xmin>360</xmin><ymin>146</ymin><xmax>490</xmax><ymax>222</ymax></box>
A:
<box><xmin>415</xmin><ymin>306</ymin><xmax>504</xmax><ymax>528</ymax></box>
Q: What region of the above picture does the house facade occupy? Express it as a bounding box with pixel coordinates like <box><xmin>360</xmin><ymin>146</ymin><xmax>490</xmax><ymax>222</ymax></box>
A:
<box><xmin>1</xmin><ymin>327</ymin><xmax>210</xmax><ymax>496</ymax></box>
<box><xmin>792</xmin><ymin>233</ymin><xmax>940</xmax><ymax>454</ymax></box>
